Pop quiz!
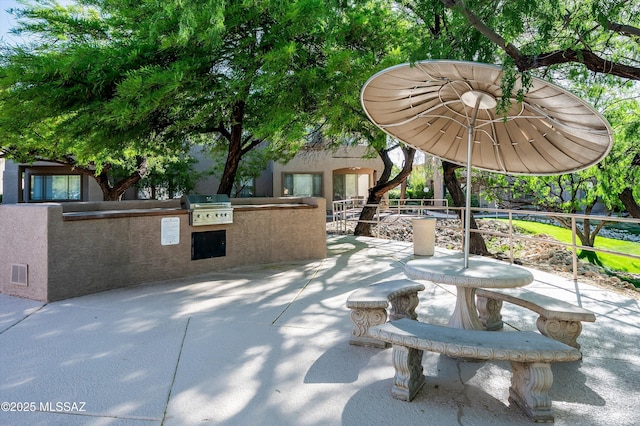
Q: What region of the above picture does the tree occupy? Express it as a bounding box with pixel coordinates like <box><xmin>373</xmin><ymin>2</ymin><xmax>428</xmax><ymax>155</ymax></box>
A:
<box><xmin>436</xmin><ymin>0</ymin><xmax>640</xmax><ymax>79</ymax></box>
<box><xmin>429</xmin><ymin>0</ymin><xmax>640</xmax><ymax>213</ymax></box>
<box><xmin>205</xmin><ymin>141</ymin><xmax>271</xmax><ymax>198</ymax></box>
<box><xmin>137</xmin><ymin>154</ymin><xmax>200</xmax><ymax>200</ymax></box>
<box><xmin>2</xmin><ymin>0</ymin><xmax>382</xmax><ymax>200</ymax></box>
<box><xmin>482</xmin><ymin>170</ymin><xmax>608</xmax><ymax>263</ymax></box>
<box><xmin>598</xmin><ymin>97</ymin><xmax>640</xmax><ymax>217</ymax></box>
<box><xmin>0</xmin><ymin>1</ymin><xmax>195</xmax><ymax>200</ymax></box>
<box><xmin>443</xmin><ymin>162</ymin><xmax>488</xmax><ymax>255</ymax></box>
<box><xmin>307</xmin><ymin>0</ymin><xmax>431</xmax><ymax>237</ymax></box>
<box><xmin>354</xmin><ymin>140</ymin><xmax>416</xmax><ymax>237</ymax></box>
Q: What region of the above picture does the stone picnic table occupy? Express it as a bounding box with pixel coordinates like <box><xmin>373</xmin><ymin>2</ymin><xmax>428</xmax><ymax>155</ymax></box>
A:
<box><xmin>405</xmin><ymin>251</ymin><xmax>534</xmax><ymax>330</ymax></box>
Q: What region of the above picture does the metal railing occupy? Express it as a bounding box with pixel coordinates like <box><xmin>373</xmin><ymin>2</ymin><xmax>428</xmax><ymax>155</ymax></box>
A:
<box><xmin>331</xmin><ymin>200</ymin><xmax>640</xmax><ymax>281</ymax></box>
<box><xmin>332</xmin><ymin>198</ymin><xmax>449</xmax><ymax>236</ymax></box>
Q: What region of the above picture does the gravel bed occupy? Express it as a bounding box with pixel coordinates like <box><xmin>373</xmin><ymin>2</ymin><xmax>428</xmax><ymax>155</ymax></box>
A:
<box><xmin>328</xmin><ymin>216</ymin><xmax>640</xmax><ymax>299</ymax></box>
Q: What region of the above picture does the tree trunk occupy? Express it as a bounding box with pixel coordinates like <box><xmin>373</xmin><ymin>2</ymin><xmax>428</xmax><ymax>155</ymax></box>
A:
<box><xmin>217</xmin><ymin>101</ymin><xmax>245</xmax><ymax>197</ymax></box>
<box><xmin>442</xmin><ymin>161</ymin><xmax>488</xmax><ymax>255</ymax></box>
<box><xmin>619</xmin><ymin>187</ymin><xmax>640</xmax><ymax>218</ymax></box>
<box><xmin>552</xmin><ymin>201</ymin><xmax>611</xmax><ymax>266</ymax></box>
<box><xmin>354</xmin><ymin>145</ymin><xmax>416</xmax><ymax>236</ymax></box>
<box><xmin>91</xmin><ymin>157</ymin><xmax>149</xmax><ymax>201</ymax></box>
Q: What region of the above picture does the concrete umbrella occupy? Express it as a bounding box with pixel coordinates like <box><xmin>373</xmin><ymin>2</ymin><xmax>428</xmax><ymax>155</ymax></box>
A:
<box><xmin>360</xmin><ymin>60</ymin><xmax>613</xmax><ymax>267</ymax></box>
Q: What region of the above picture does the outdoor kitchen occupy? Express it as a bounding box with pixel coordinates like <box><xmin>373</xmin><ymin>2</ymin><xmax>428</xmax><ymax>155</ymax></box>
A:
<box><xmin>0</xmin><ymin>196</ymin><xmax>326</xmax><ymax>302</ymax></box>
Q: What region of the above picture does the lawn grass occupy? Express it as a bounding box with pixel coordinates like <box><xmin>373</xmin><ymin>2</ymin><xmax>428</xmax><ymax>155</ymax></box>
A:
<box><xmin>495</xmin><ymin>219</ymin><xmax>640</xmax><ymax>275</ymax></box>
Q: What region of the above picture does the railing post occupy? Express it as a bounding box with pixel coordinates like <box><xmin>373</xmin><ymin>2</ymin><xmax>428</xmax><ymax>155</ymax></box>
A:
<box><xmin>342</xmin><ymin>201</ymin><xmax>347</xmax><ymax>233</ymax></box>
<box><xmin>571</xmin><ymin>217</ymin><xmax>578</xmax><ymax>281</ymax></box>
<box><xmin>509</xmin><ymin>211</ymin><xmax>514</xmax><ymax>264</ymax></box>
<box><xmin>377</xmin><ymin>203</ymin><xmax>380</xmax><ymax>239</ymax></box>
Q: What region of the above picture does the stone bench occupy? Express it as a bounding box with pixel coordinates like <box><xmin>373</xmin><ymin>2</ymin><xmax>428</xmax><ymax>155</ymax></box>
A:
<box><xmin>346</xmin><ymin>279</ymin><xmax>425</xmax><ymax>348</ymax></box>
<box><xmin>475</xmin><ymin>288</ymin><xmax>596</xmax><ymax>349</ymax></box>
<box><xmin>369</xmin><ymin>318</ymin><xmax>582</xmax><ymax>423</ymax></box>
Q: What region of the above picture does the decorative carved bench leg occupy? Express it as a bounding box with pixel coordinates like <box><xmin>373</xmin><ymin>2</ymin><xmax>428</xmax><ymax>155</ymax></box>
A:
<box><xmin>476</xmin><ymin>296</ymin><xmax>504</xmax><ymax>330</ymax></box>
<box><xmin>509</xmin><ymin>362</ymin><xmax>554</xmax><ymax>423</ymax></box>
<box><xmin>389</xmin><ymin>291</ymin><xmax>420</xmax><ymax>321</ymax></box>
<box><xmin>536</xmin><ymin>317</ymin><xmax>583</xmax><ymax>349</ymax></box>
<box><xmin>391</xmin><ymin>345</ymin><xmax>425</xmax><ymax>401</ymax></box>
<box><xmin>349</xmin><ymin>307</ymin><xmax>389</xmax><ymax>348</ymax></box>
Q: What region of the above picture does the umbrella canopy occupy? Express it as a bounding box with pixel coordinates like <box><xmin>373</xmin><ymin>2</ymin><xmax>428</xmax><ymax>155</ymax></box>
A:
<box><xmin>361</xmin><ymin>60</ymin><xmax>613</xmax><ymax>267</ymax></box>
<box><xmin>360</xmin><ymin>60</ymin><xmax>613</xmax><ymax>175</ymax></box>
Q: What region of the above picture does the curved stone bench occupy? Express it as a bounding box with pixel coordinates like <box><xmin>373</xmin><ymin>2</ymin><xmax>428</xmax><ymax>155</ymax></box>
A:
<box><xmin>475</xmin><ymin>288</ymin><xmax>596</xmax><ymax>349</ymax></box>
<box><xmin>369</xmin><ymin>318</ymin><xmax>582</xmax><ymax>423</ymax></box>
<box><xmin>346</xmin><ymin>279</ymin><xmax>425</xmax><ymax>348</ymax></box>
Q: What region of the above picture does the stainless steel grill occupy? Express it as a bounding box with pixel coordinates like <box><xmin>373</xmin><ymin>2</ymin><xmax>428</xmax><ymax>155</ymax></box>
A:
<box><xmin>181</xmin><ymin>194</ymin><xmax>233</xmax><ymax>226</ymax></box>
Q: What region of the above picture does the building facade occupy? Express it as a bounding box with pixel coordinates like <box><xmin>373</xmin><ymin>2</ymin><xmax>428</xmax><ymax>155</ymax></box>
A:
<box><xmin>1</xmin><ymin>144</ymin><xmax>384</xmax><ymax>206</ymax></box>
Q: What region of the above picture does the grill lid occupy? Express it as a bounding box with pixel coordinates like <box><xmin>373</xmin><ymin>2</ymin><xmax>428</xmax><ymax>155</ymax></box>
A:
<box><xmin>181</xmin><ymin>194</ymin><xmax>231</xmax><ymax>210</ymax></box>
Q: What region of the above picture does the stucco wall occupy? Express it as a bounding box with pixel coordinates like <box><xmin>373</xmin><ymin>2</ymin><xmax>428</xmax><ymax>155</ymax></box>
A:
<box><xmin>273</xmin><ymin>146</ymin><xmax>384</xmax><ymax>202</ymax></box>
<box><xmin>1</xmin><ymin>197</ymin><xmax>326</xmax><ymax>302</ymax></box>
<box><xmin>0</xmin><ymin>204</ymin><xmax>53</xmax><ymax>301</ymax></box>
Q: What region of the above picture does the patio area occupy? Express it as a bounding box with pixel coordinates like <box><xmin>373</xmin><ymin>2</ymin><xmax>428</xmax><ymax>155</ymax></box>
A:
<box><xmin>1</xmin><ymin>235</ymin><xmax>638</xmax><ymax>425</ymax></box>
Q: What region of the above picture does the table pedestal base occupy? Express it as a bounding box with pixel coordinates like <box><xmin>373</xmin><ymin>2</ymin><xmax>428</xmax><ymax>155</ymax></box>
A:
<box><xmin>448</xmin><ymin>287</ymin><xmax>483</xmax><ymax>330</ymax></box>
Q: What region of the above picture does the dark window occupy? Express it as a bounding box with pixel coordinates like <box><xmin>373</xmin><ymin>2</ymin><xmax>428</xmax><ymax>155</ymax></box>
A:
<box><xmin>283</xmin><ymin>173</ymin><xmax>322</xmax><ymax>197</ymax></box>
<box><xmin>29</xmin><ymin>175</ymin><xmax>81</xmax><ymax>201</ymax></box>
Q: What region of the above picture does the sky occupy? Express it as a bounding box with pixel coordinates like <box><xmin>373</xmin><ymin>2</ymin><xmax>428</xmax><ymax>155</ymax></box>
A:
<box><xmin>0</xmin><ymin>0</ymin><xmax>22</xmax><ymax>44</ymax></box>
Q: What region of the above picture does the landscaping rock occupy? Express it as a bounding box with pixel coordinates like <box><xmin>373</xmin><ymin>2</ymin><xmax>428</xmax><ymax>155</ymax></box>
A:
<box><xmin>328</xmin><ymin>216</ymin><xmax>640</xmax><ymax>299</ymax></box>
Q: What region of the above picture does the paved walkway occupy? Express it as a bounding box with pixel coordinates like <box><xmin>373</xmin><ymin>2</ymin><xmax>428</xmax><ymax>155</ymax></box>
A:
<box><xmin>1</xmin><ymin>235</ymin><xmax>638</xmax><ymax>425</ymax></box>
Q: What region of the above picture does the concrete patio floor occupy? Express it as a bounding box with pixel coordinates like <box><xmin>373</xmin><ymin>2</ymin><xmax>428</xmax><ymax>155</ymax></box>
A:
<box><xmin>1</xmin><ymin>235</ymin><xmax>639</xmax><ymax>425</ymax></box>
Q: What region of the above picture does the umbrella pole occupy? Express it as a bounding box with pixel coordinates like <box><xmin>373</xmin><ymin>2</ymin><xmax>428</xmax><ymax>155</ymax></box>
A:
<box><xmin>464</xmin><ymin>96</ymin><xmax>483</xmax><ymax>268</ymax></box>
<box><xmin>464</xmin><ymin>125</ymin><xmax>473</xmax><ymax>268</ymax></box>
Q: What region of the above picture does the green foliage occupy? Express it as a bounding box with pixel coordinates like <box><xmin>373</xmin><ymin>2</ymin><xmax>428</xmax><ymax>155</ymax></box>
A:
<box><xmin>405</xmin><ymin>162</ymin><xmax>436</xmax><ymax>199</ymax></box>
<box><xmin>598</xmin><ymin>96</ymin><xmax>640</xmax><ymax>209</ymax></box>
<box><xmin>206</xmin><ymin>143</ymin><xmax>272</xmax><ymax>198</ymax></box>
<box><xmin>483</xmin><ymin>172</ymin><xmax>599</xmax><ymax>214</ymax></box>
<box><xmin>137</xmin><ymin>154</ymin><xmax>200</xmax><ymax>199</ymax></box>
<box><xmin>387</xmin><ymin>188</ymin><xmax>401</xmax><ymax>199</ymax></box>
<box><xmin>318</xmin><ymin>0</ymin><xmax>427</xmax><ymax>149</ymax></box>
<box><xmin>2</xmin><ymin>1</ymin><xmax>439</xmax><ymax>197</ymax></box>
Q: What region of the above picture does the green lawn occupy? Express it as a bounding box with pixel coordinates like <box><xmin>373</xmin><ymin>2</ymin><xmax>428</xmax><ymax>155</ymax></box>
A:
<box><xmin>495</xmin><ymin>219</ymin><xmax>640</xmax><ymax>275</ymax></box>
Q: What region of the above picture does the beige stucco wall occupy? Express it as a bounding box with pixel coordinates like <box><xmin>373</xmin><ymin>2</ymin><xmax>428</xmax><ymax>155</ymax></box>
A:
<box><xmin>0</xmin><ymin>204</ymin><xmax>54</xmax><ymax>301</ymax></box>
<box><xmin>273</xmin><ymin>146</ymin><xmax>384</xmax><ymax>202</ymax></box>
<box><xmin>1</xmin><ymin>197</ymin><xmax>326</xmax><ymax>302</ymax></box>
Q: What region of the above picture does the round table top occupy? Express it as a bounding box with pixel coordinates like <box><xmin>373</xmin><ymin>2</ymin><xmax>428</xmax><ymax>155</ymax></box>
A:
<box><xmin>405</xmin><ymin>252</ymin><xmax>534</xmax><ymax>288</ymax></box>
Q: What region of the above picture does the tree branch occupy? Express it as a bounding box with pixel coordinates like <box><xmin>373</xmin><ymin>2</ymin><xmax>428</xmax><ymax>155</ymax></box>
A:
<box><xmin>439</xmin><ymin>0</ymin><xmax>640</xmax><ymax>80</ymax></box>
<box><xmin>516</xmin><ymin>49</ymin><xmax>640</xmax><ymax>80</ymax></box>
<box><xmin>439</xmin><ymin>0</ymin><xmax>522</xmax><ymax>58</ymax></box>
<box><xmin>606</xmin><ymin>21</ymin><xmax>640</xmax><ymax>38</ymax></box>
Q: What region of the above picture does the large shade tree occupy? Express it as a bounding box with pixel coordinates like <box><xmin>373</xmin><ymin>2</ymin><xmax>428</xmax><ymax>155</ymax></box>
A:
<box><xmin>386</xmin><ymin>0</ymin><xmax>639</xmax><ymax>257</ymax></box>
<box><xmin>314</xmin><ymin>1</ymin><xmax>423</xmax><ymax>237</ymax></box>
<box><xmin>1</xmin><ymin>0</ymin><xmax>396</xmax><ymax>199</ymax></box>
<box><xmin>427</xmin><ymin>0</ymin><xmax>640</xmax><ymax>215</ymax></box>
<box><xmin>0</xmin><ymin>1</ymin><xmax>166</xmax><ymax>200</ymax></box>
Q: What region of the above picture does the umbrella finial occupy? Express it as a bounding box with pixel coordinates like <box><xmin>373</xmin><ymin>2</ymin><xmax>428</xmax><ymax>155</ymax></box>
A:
<box><xmin>461</xmin><ymin>90</ymin><xmax>497</xmax><ymax>110</ymax></box>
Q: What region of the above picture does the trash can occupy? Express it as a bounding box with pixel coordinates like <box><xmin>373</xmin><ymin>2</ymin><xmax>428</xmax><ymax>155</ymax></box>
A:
<box><xmin>413</xmin><ymin>217</ymin><xmax>436</xmax><ymax>256</ymax></box>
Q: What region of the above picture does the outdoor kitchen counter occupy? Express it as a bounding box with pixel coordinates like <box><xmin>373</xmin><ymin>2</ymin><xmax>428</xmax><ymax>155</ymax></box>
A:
<box><xmin>232</xmin><ymin>203</ymin><xmax>316</xmax><ymax>211</ymax></box>
<box><xmin>62</xmin><ymin>202</ymin><xmax>316</xmax><ymax>221</ymax></box>
<box><xmin>63</xmin><ymin>208</ymin><xmax>186</xmax><ymax>221</ymax></box>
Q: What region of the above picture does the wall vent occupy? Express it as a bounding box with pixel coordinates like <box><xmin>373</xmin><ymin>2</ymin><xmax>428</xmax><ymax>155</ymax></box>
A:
<box><xmin>10</xmin><ymin>264</ymin><xmax>28</xmax><ymax>286</ymax></box>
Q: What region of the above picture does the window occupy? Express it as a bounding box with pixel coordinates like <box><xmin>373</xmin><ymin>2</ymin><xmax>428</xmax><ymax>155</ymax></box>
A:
<box><xmin>332</xmin><ymin>173</ymin><xmax>369</xmax><ymax>201</ymax></box>
<box><xmin>283</xmin><ymin>173</ymin><xmax>322</xmax><ymax>197</ymax></box>
<box><xmin>30</xmin><ymin>175</ymin><xmax>81</xmax><ymax>201</ymax></box>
